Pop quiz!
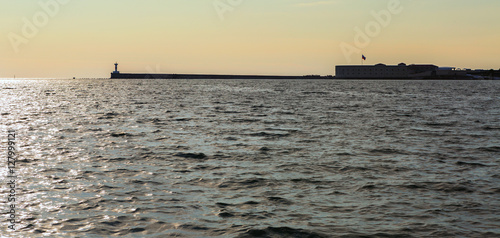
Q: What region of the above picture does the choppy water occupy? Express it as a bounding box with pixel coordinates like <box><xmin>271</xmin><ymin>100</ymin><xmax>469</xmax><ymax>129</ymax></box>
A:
<box><xmin>1</xmin><ymin>79</ymin><xmax>499</xmax><ymax>237</ymax></box>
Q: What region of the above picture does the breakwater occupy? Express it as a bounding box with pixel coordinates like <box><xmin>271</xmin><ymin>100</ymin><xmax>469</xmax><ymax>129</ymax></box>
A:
<box><xmin>111</xmin><ymin>73</ymin><xmax>332</xmax><ymax>79</ymax></box>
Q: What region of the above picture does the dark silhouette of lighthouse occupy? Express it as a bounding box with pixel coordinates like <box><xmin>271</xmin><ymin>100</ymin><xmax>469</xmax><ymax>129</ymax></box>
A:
<box><xmin>113</xmin><ymin>62</ymin><xmax>120</xmax><ymax>74</ymax></box>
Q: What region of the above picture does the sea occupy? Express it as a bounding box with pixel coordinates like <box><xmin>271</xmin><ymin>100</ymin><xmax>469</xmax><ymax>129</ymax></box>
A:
<box><xmin>0</xmin><ymin>79</ymin><xmax>499</xmax><ymax>238</ymax></box>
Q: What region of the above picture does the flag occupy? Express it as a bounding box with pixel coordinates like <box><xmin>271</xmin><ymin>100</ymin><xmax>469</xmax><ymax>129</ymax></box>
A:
<box><xmin>362</xmin><ymin>55</ymin><xmax>366</xmax><ymax>60</ymax></box>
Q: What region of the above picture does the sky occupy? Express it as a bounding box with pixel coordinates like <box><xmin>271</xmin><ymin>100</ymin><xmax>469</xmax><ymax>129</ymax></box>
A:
<box><xmin>0</xmin><ymin>0</ymin><xmax>499</xmax><ymax>78</ymax></box>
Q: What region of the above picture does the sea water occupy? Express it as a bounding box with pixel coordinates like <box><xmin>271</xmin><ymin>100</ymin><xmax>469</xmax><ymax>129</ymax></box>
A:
<box><xmin>0</xmin><ymin>79</ymin><xmax>499</xmax><ymax>237</ymax></box>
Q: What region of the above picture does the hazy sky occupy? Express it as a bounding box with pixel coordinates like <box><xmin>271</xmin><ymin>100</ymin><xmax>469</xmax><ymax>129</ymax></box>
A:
<box><xmin>1</xmin><ymin>0</ymin><xmax>499</xmax><ymax>78</ymax></box>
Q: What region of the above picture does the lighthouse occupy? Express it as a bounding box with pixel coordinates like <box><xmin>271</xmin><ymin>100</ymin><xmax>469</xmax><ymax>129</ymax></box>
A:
<box><xmin>113</xmin><ymin>62</ymin><xmax>120</xmax><ymax>74</ymax></box>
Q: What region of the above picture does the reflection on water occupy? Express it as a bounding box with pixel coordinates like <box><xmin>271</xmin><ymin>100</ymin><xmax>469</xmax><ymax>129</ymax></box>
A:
<box><xmin>1</xmin><ymin>79</ymin><xmax>499</xmax><ymax>237</ymax></box>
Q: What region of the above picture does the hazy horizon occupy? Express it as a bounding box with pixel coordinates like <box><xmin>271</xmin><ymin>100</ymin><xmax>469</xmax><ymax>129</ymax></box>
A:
<box><xmin>1</xmin><ymin>0</ymin><xmax>499</xmax><ymax>78</ymax></box>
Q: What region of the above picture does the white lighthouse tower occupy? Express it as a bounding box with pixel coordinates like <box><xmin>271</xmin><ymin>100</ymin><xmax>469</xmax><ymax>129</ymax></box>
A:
<box><xmin>113</xmin><ymin>62</ymin><xmax>120</xmax><ymax>74</ymax></box>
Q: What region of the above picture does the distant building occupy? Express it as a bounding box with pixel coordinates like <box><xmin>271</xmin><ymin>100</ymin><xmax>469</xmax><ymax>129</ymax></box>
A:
<box><xmin>408</xmin><ymin>64</ymin><xmax>438</xmax><ymax>74</ymax></box>
<box><xmin>335</xmin><ymin>63</ymin><xmax>471</xmax><ymax>79</ymax></box>
<box><xmin>436</xmin><ymin>67</ymin><xmax>467</xmax><ymax>78</ymax></box>
<box><xmin>335</xmin><ymin>63</ymin><xmax>410</xmax><ymax>79</ymax></box>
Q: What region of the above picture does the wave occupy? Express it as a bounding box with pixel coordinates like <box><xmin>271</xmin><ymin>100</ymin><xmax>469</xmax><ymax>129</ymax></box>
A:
<box><xmin>237</xmin><ymin>227</ymin><xmax>328</xmax><ymax>238</ymax></box>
